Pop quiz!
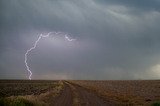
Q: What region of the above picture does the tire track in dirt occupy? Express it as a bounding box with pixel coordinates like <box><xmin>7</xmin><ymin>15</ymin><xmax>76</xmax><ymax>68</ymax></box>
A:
<box><xmin>66</xmin><ymin>82</ymin><xmax>116</xmax><ymax>106</ymax></box>
<box><xmin>53</xmin><ymin>81</ymin><xmax>116</xmax><ymax>106</ymax></box>
<box><xmin>53</xmin><ymin>83</ymin><xmax>73</xmax><ymax>106</ymax></box>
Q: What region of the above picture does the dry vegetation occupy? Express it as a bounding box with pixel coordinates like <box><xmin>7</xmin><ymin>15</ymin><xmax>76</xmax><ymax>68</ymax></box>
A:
<box><xmin>1</xmin><ymin>80</ymin><xmax>160</xmax><ymax>106</ymax></box>
<box><xmin>70</xmin><ymin>80</ymin><xmax>160</xmax><ymax>105</ymax></box>
<box><xmin>0</xmin><ymin>80</ymin><xmax>59</xmax><ymax>97</ymax></box>
<box><xmin>0</xmin><ymin>80</ymin><xmax>64</xmax><ymax>106</ymax></box>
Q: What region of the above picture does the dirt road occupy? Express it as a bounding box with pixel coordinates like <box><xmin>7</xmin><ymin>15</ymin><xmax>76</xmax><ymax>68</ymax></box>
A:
<box><xmin>53</xmin><ymin>83</ymin><xmax>73</xmax><ymax>106</ymax></box>
<box><xmin>53</xmin><ymin>81</ymin><xmax>116</xmax><ymax>106</ymax></box>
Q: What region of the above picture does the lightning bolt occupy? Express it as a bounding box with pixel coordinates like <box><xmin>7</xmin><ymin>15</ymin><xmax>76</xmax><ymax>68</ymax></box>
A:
<box><xmin>25</xmin><ymin>32</ymin><xmax>75</xmax><ymax>80</ymax></box>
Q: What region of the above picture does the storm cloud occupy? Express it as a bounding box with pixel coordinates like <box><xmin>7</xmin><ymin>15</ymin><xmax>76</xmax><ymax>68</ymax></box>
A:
<box><xmin>0</xmin><ymin>0</ymin><xmax>160</xmax><ymax>79</ymax></box>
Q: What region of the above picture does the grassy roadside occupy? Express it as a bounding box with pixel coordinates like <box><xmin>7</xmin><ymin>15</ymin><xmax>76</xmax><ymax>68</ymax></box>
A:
<box><xmin>0</xmin><ymin>81</ymin><xmax>64</xmax><ymax>106</ymax></box>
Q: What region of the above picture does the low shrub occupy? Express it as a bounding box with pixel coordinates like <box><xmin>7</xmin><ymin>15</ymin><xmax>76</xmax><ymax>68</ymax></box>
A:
<box><xmin>152</xmin><ymin>102</ymin><xmax>160</xmax><ymax>106</ymax></box>
<box><xmin>0</xmin><ymin>97</ymin><xmax>34</xmax><ymax>106</ymax></box>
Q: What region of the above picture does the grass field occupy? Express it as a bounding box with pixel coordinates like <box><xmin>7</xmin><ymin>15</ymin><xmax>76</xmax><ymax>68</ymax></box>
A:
<box><xmin>0</xmin><ymin>80</ymin><xmax>160</xmax><ymax>106</ymax></box>
<box><xmin>0</xmin><ymin>80</ymin><xmax>64</xmax><ymax>106</ymax></box>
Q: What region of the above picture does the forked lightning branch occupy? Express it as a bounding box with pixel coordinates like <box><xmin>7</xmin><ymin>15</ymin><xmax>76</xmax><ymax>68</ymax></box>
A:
<box><xmin>25</xmin><ymin>32</ymin><xmax>76</xmax><ymax>80</ymax></box>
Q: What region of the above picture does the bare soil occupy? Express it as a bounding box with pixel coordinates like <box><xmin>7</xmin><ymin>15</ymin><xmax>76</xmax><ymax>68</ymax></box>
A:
<box><xmin>70</xmin><ymin>80</ymin><xmax>160</xmax><ymax>105</ymax></box>
<box><xmin>69</xmin><ymin>83</ymin><xmax>116</xmax><ymax>106</ymax></box>
<box><xmin>53</xmin><ymin>83</ymin><xmax>73</xmax><ymax>106</ymax></box>
<box><xmin>53</xmin><ymin>82</ymin><xmax>116</xmax><ymax>106</ymax></box>
<box><xmin>1</xmin><ymin>80</ymin><xmax>160</xmax><ymax>106</ymax></box>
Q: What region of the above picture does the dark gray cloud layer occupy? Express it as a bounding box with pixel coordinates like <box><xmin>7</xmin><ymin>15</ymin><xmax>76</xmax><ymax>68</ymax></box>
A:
<box><xmin>0</xmin><ymin>0</ymin><xmax>160</xmax><ymax>79</ymax></box>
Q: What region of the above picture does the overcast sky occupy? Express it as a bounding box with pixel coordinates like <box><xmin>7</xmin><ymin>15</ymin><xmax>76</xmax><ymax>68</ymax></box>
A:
<box><xmin>0</xmin><ymin>0</ymin><xmax>160</xmax><ymax>80</ymax></box>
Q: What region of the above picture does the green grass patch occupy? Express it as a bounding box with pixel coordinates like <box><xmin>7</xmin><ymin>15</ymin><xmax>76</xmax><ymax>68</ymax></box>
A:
<box><xmin>0</xmin><ymin>97</ymin><xmax>34</xmax><ymax>106</ymax></box>
<box><xmin>152</xmin><ymin>101</ymin><xmax>160</xmax><ymax>106</ymax></box>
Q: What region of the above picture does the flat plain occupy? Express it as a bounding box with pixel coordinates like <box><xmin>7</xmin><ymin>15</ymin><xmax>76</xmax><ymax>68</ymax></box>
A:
<box><xmin>0</xmin><ymin>80</ymin><xmax>160</xmax><ymax>106</ymax></box>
